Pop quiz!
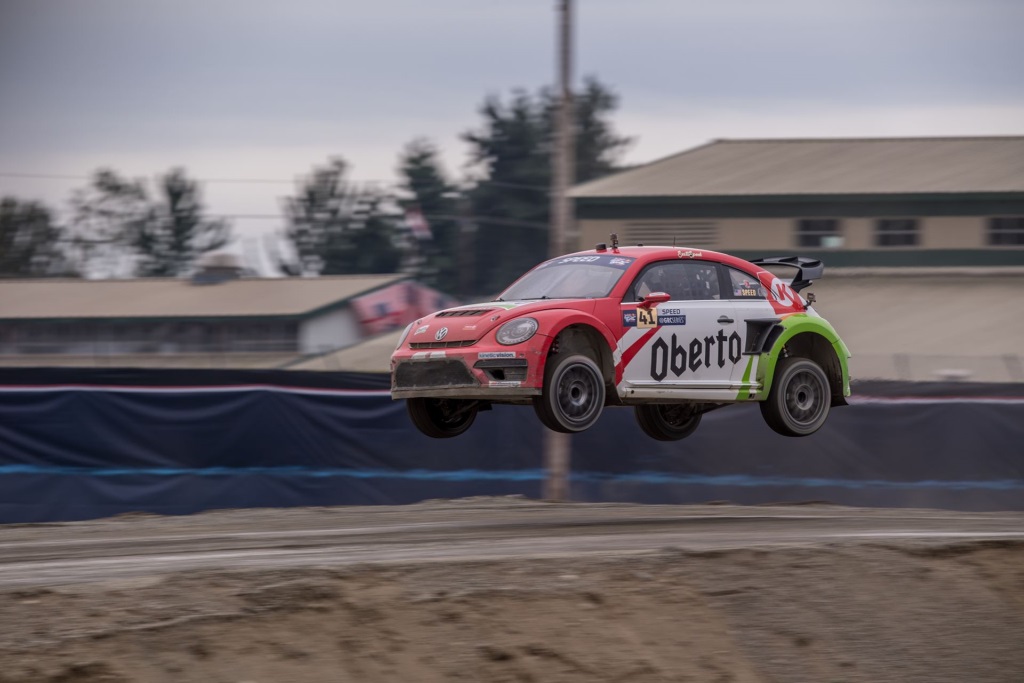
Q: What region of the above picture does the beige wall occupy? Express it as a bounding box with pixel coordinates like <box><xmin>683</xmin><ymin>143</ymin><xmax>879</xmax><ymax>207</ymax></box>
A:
<box><xmin>716</xmin><ymin>219</ymin><xmax>789</xmax><ymax>249</ymax></box>
<box><xmin>577</xmin><ymin>215</ymin><xmax>994</xmax><ymax>252</ymax></box>
<box><xmin>923</xmin><ymin>217</ymin><xmax>984</xmax><ymax>248</ymax></box>
<box><xmin>578</xmin><ymin>217</ymin><xmax>807</xmax><ymax>251</ymax></box>
<box><xmin>577</xmin><ymin>219</ymin><xmax>631</xmax><ymax>250</ymax></box>
<box><xmin>579</xmin><ymin>218</ymin><xmax>792</xmax><ymax>251</ymax></box>
<box><xmin>839</xmin><ymin>218</ymin><xmax>871</xmax><ymax>249</ymax></box>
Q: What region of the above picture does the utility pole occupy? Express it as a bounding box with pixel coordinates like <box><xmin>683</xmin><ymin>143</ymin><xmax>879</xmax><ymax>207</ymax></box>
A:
<box><xmin>544</xmin><ymin>0</ymin><xmax>574</xmax><ymax>502</ymax></box>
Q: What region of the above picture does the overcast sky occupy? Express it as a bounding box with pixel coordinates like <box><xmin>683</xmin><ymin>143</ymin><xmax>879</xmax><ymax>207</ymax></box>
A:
<box><xmin>1</xmin><ymin>0</ymin><xmax>1022</xmax><ymax>261</ymax></box>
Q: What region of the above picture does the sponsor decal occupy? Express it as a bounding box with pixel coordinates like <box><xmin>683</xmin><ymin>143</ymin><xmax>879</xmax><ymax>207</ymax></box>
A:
<box><xmin>435</xmin><ymin>327</ymin><xmax>449</xmax><ymax>341</ymax></box>
<box><xmin>541</xmin><ymin>254</ymin><xmax>635</xmax><ymax>270</ymax></box>
<box><xmin>769</xmin><ymin>277</ymin><xmax>796</xmax><ymax>307</ymax></box>
<box><xmin>478</xmin><ymin>351</ymin><xmax>517</xmax><ymax>360</ymax></box>
<box><xmin>630</xmin><ymin>309</ymin><xmax>688</xmax><ymax>329</ymax></box>
<box><xmin>411</xmin><ymin>351</ymin><xmax>447</xmax><ymax>360</ymax></box>
<box><xmin>678</xmin><ymin>249</ymin><xmax>703</xmax><ymax>259</ymax></box>
<box><xmin>489</xmin><ymin>380</ymin><xmax>522</xmax><ymax>388</ymax></box>
<box><xmin>634</xmin><ymin>307</ymin><xmax>687</xmax><ymax>328</ymax></box>
<box><xmin>735</xmin><ymin>288</ymin><xmax>759</xmax><ymax>297</ymax></box>
<box><xmin>649</xmin><ymin>329</ymin><xmax>743</xmax><ymax>381</ymax></box>
<box><xmin>414</xmin><ymin>325</ymin><xmax>429</xmax><ymax>335</ymax></box>
<box><xmin>555</xmin><ymin>255</ymin><xmax>601</xmax><ymax>264</ymax></box>
<box><xmin>658</xmin><ymin>307</ymin><xmax>686</xmax><ymax>324</ymax></box>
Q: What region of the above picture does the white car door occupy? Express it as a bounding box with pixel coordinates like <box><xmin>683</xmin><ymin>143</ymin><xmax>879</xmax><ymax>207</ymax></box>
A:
<box><xmin>722</xmin><ymin>266</ymin><xmax>779</xmax><ymax>396</ymax></box>
<box><xmin>617</xmin><ymin>259</ymin><xmax>740</xmax><ymax>401</ymax></box>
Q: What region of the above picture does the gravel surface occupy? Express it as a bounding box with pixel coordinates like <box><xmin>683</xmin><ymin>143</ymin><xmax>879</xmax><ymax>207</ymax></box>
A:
<box><xmin>1</xmin><ymin>499</ymin><xmax>1022</xmax><ymax>683</ymax></box>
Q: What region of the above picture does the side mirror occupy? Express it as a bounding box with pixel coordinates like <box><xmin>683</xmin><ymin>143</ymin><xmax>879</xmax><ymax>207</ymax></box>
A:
<box><xmin>640</xmin><ymin>291</ymin><xmax>671</xmax><ymax>308</ymax></box>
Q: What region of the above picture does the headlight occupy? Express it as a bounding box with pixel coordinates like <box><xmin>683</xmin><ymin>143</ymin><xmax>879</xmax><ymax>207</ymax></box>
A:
<box><xmin>395</xmin><ymin>322</ymin><xmax>414</xmax><ymax>350</ymax></box>
<box><xmin>496</xmin><ymin>317</ymin><xmax>538</xmax><ymax>346</ymax></box>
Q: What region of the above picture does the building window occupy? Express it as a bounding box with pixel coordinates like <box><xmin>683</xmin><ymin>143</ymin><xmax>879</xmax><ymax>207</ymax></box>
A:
<box><xmin>796</xmin><ymin>219</ymin><xmax>842</xmax><ymax>248</ymax></box>
<box><xmin>875</xmin><ymin>219</ymin><xmax>919</xmax><ymax>247</ymax></box>
<box><xmin>988</xmin><ymin>217</ymin><xmax>1024</xmax><ymax>246</ymax></box>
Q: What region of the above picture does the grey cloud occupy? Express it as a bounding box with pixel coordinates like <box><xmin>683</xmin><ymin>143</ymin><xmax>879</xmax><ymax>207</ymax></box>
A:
<box><xmin>1</xmin><ymin>0</ymin><xmax>1021</xmax><ymax>171</ymax></box>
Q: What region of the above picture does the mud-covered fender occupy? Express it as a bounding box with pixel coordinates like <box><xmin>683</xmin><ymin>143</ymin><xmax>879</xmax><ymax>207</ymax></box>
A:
<box><xmin>528</xmin><ymin>309</ymin><xmax>619</xmax><ymax>379</ymax></box>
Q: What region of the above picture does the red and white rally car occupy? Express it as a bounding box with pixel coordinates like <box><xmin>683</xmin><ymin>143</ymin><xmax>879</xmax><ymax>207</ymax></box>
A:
<box><xmin>391</xmin><ymin>238</ymin><xmax>851</xmax><ymax>440</ymax></box>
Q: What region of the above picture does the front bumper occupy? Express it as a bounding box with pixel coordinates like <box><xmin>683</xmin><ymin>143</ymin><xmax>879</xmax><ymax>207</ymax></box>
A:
<box><xmin>390</xmin><ymin>347</ymin><xmax>543</xmax><ymax>401</ymax></box>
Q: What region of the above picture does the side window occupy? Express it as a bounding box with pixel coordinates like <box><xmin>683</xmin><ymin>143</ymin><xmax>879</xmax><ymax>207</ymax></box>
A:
<box><xmin>633</xmin><ymin>261</ymin><xmax>721</xmax><ymax>301</ymax></box>
<box><xmin>726</xmin><ymin>267</ymin><xmax>764</xmax><ymax>299</ymax></box>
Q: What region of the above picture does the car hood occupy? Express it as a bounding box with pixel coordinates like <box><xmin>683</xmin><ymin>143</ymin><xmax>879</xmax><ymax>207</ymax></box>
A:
<box><xmin>408</xmin><ymin>299</ymin><xmax>598</xmax><ymax>344</ymax></box>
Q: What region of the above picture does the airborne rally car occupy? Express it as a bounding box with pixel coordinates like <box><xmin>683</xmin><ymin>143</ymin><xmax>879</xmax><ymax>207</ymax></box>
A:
<box><xmin>390</xmin><ymin>238</ymin><xmax>850</xmax><ymax>440</ymax></box>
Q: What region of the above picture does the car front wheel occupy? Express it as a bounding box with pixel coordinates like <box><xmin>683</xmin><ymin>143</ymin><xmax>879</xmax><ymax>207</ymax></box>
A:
<box><xmin>760</xmin><ymin>357</ymin><xmax>831</xmax><ymax>437</ymax></box>
<box><xmin>407</xmin><ymin>397</ymin><xmax>478</xmax><ymax>438</ymax></box>
<box><xmin>533</xmin><ymin>353</ymin><xmax>606</xmax><ymax>433</ymax></box>
<box><xmin>634</xmin><ymin>403</ymin><xmax>703</xmax><ymax>441</ymax></box>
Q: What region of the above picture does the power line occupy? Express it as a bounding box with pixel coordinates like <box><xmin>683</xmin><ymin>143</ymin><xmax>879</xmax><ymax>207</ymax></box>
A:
<box><xmin>421</xmin><ymin>213</ymin><xmax>549</xmax><ymax>230</ymax></box>
<box><xmin>209</xmin><ymin>214</ymin><xmax>286</xmax><ymax>220</ymax></box>
<box><xmin>474</xmin><ymin>180</ymin><xmax>550</xmax><ymax>192</ymax></box>
<box><xmin>206</xmin><ymin>212</ymin><xmax>551</xmax><ymax>230</ymax></box>
<box><xmin>0</xmin><ymin>172</ymin><xmax>550</xmax><ymax>192</ymax></box>
<box><xmin>0</xmin><ymin>172</ymin><xmax>340</xmax><ymax>185</ymax></box>
<box><xmin>0</xmin><ymin>173</ymin><xmax>93</xmax><ymax>181</ymax></box>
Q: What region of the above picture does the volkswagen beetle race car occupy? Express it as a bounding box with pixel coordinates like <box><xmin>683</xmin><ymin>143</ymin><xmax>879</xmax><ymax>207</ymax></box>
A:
<box><xmin>390</xmin><ymin>239</ymin><xmax>850</xmax><ymax>440</ymax></box>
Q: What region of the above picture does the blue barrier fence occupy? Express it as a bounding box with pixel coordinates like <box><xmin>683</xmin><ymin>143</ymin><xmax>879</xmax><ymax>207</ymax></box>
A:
<box><xmin>1</xmin><ymin>369</ymin><xmax>1022</xmax><ymax>522</ymax></box>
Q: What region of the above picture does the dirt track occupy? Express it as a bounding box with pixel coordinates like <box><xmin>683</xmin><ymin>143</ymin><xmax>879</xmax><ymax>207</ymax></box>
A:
<box><xmin>2</xmin><ymin>499</ymin><xmax>1023</xmax><ymax>682</ymax></box>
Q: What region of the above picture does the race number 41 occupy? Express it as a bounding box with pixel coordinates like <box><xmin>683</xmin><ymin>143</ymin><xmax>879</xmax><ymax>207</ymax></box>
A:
<box><xmin>638</xmin><ymin>308</ymin><xmax>658</xmax><ymax>328</ymax></box>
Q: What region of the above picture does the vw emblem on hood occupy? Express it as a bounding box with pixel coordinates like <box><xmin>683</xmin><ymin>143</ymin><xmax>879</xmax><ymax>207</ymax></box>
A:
<box><xmin>435</xmin><ymin>327</ymin><xmax>449</xmax><ymax>341</ymax></box>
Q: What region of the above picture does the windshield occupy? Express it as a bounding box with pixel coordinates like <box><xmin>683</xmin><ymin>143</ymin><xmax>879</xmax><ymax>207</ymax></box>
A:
<box><xmin>499</xmin><ymin>254</ymin><xmax>635</xmax><ymax>301</ymax></box>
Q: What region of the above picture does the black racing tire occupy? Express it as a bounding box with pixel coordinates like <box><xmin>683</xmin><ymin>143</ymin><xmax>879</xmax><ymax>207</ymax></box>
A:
<box><xmin>634</xmin><ymin>403</ymin><xmax>703</xmax><ymax>441</ymax></box>
<box><xmin>407</xmin><ymin>397</ymin><xmax>478</xmax><ymax>438</ymax></box>
<box><xmin>760</xmin><ymin>357</ymin><xmax>831</xmax><ymax>437</ymax></box>
<box><xmin>533</xmin><ymin>353</ymin><xmax>606</xmax><ymax>433</ymax></box>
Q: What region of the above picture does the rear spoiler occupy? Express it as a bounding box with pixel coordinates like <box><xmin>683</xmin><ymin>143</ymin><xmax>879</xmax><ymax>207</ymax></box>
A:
<box><xmin>749</xmin><ymin>256</ymin><xmax>824</xmax><ymax>292</ymax></box>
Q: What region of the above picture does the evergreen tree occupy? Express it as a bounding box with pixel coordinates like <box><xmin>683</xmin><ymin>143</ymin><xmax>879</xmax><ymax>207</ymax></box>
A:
<box><xmin>71</xmin><ymin>168</ymin><xmax>230</xmax><ymax>277</ymax></box>
<box><xmin>134</xmin><ymin>169</ymin><xmax>231</xmax><ymax>277</ymax></box>
<box><xmin>463</xmin><ymin>77</ymin><xmax>631</xmax><ymax>293</ymax></box>
<box><xmin>0</xmin><ymin>197</ymin><xmax>74</xmax><ymax>277</ymax></box>
<box><xmin>280</xmin><ymin>158</ymin><xmax>403</xmax><ymax>276</ymax></box>
<box><xmin>398</xmin><ymin>139</ymin><xmax>461</xmax><ymax>294</ymax></box>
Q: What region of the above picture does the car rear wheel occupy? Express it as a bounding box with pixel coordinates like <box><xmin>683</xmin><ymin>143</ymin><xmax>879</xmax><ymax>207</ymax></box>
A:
<box><xmin>407</xmin><ymin>397</ymin><xmax>478</xmax><ymax>438</ymax></box>
<box><xmin>533</xmin><ymin>353</ymin><xmax>605</xmax><ymax>433</ymax></box>
<box><xmin>760</xmin><ymin>357</ymin><xmax>831</xmax><ymax>437</ymax></box>
<box><xmin>634</xmin><ymin>403</ymin><xmax>702</xmax><ymax>441</ymax></box>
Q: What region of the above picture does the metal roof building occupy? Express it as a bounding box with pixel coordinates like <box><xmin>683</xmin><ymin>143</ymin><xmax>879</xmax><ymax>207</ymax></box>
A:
<box><xmin>0</xmin><ymin>275</ymin><xmax>405</xmax><ymax>321</ymax></box>
<box><xmin>0</xmin><ymin>274</ymin><xmax>447</xmax><ymax>367</ymax></box>
<box><xmin>571</xmin><ymin>136</ymin><xmax>1024</xmax><ymax>266</ymax></box>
